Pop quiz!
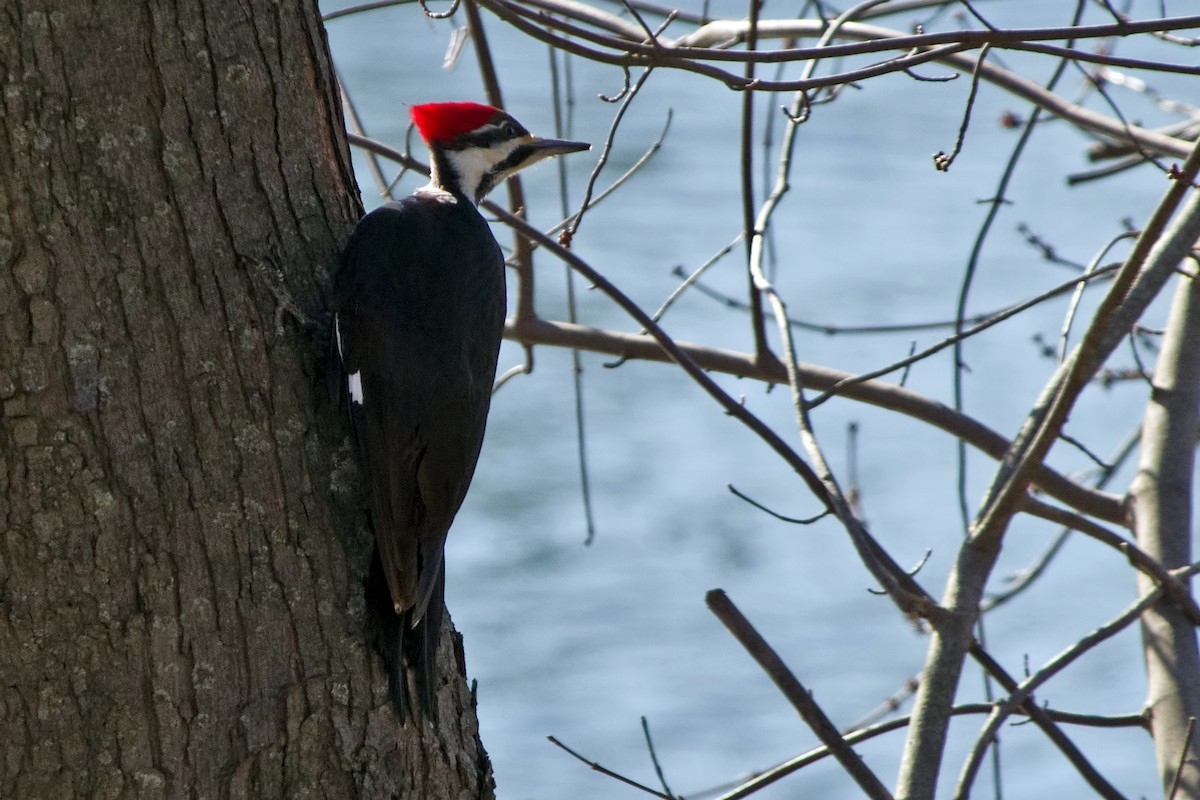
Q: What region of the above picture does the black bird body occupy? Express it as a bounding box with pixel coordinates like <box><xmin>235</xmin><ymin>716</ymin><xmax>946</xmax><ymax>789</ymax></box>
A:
<box><xmin>335</xmin><ymin>192</ymin><xmax>505</xmax><ymax>717</ymax></box>
<box><xmin>333</xmin><ymin>101</ymin><xmax>588</xmax><ymax>721</ymax></box>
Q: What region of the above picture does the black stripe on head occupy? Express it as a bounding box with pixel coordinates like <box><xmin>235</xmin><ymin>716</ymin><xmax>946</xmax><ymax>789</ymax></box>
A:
<box><xmin>443</xmin><ymin>112</ymin><xmax>529</xmax><ymax>150</ymax></box>
<box><xmin>472</xmin><ymin>143</ymin><xmax>545</xmax><ymax>202</ymax></box>
<box><xmin>492</xmin><ymin>143</ymin><xmax>540</xmax><ymax>175</ymax></box>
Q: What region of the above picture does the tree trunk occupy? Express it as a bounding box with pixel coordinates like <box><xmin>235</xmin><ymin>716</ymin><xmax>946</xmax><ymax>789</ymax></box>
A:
<box><xmin>0</xmin><ymin>2</ymin><xmax>493</xmax><ymax>797</ymax></box>
<box><xmin>1132</xmin><ymin>269</ymin><xmax>1200</xmax><ymax>799</ymax></box>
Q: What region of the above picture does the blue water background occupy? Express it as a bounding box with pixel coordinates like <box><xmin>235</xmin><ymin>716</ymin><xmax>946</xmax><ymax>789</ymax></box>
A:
<box><xmin>322</xmin><ymin>2</ymin><xmax>1196</xmax><ymax>796</ymax></box>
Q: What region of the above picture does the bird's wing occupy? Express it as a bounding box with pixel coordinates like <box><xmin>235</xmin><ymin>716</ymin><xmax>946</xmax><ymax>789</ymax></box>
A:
<box><xmin>333</xmin><ymin>199</ymin><xmax>505</xmax><ymax>619</ymax></box>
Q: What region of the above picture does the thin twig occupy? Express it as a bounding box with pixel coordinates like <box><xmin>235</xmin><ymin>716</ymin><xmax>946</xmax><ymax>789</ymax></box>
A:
<box><xmin>679</xmin><ymin>268</ymin><xmax>1111</xmax><ymax>336</ymax></box>
<box><xmin>846</xmin><ymin>676</ymin><xmax>920</xmax><ymax>732</ymax></box>
<box><xmin>493</xmin><ymin>348</ymin><xmax>534</xmax><ymax>392</ymax></box>
<box><xmin>646</xmin><ymin>233</ymin><xmax>742</xmax><ymax>330</ymax></box>
<box><xmin>640</xmin><ymin>717</ymin><xmax>676</xmax><ymax>800</ymax></box>
<box><xmin>547</xmin><ymin>735</ymin><xmax>675</xmax><ymax>798</ymax></box>
<box><xmin>810</xmin><ymin>263</ymin><xmax>1121</xmax><ymax>408</ymax></box>
<box><xmin>548</xmin><ymin>43</ymin><xmax>599</xmax><ymax>546</ymax></box>
<box><xmin>740</xmin><ymin>0</ymin><xmax>769</xmax><ymax>362</ymax></box>
<box><xmin>1017</xmin><ymin>223</ymin><xmax>1089</xmax><ymax>271</ymax></box>
<box><xmin>1057</xmin><ymin>432</ymin><xmax>1112</xmax><ymax>471</ymax></box>
<box><xmin>933</xmin><ymin>44</ymin><xmax>989</xmax><ymax>172</ymax></box>
<box><xmin>728</xmin><ymin>484</ymin><xmax>828</xmax><ymax>525</ymax></box>
<box><xmin>1074</xmin><ymin>59</ymin><xmax>1173</xmax><ymax>177</ymax></box>
<box><xmin>564</xmin><ymin>66</ymin><xmax>656</xmax><ymax>240</ymax></box>
<box><xmin>337</xmin><ymin>70</ymin><xmax>392</xmax><ymax>199</ymax></box>
<box><xmin>1058</xmin><ymin>231</ymin><xmax>1140</xmax><ymax>361</ymax></box>
<box><xmin>846</xmin><ymin>421</ymin><xmax>864</xmax><ymax>518</ymax></box>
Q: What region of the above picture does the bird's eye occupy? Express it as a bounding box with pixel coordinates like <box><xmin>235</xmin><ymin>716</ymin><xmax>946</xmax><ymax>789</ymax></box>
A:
<box><xmin>500</xmin><ymin>120</ymin><xmax>520</xmax><ymax>137</ymax></box>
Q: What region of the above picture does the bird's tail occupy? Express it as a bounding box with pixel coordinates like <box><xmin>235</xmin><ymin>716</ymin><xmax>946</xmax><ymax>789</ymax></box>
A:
<box><xmin>366</xmin><ymin>549</ymin><xmax>446</xmax><ymax>722</ymax></box>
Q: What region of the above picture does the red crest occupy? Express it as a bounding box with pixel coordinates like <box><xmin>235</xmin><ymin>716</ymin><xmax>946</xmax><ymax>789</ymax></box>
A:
<box><xmin>410</xmin><ymin>102</ymin><xmax>501</xmax><ymax>144</ymax></box>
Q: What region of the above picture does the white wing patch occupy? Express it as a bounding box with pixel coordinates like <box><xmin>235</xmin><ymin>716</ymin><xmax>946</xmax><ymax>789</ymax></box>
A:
<box><xmin>334</xmin><ymin>314</ymin><xmax>346</xmax><ymax>359</ymax></box>
<box><xmin>335</xmin><ymin>314</ymin><xmax>364</xmax><ymax>405</ymax></box>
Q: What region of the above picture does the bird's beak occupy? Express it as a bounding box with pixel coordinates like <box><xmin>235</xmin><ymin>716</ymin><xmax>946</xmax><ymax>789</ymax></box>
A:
<box><xmin>529</xmin><ymin>137</ymin><xmax>591</xmax><ymax>157</ymax></box>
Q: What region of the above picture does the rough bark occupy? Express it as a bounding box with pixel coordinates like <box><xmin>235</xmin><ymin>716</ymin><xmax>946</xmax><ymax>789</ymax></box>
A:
<box><xmin>0</xmin><ymin>2</ymin><xmax>493</xmax><ymax>797</ymax></box>
<box><xmin>1132</xmin><ymin>269</ymin><xmax>1200</xmax><ymax>799</ymax></box>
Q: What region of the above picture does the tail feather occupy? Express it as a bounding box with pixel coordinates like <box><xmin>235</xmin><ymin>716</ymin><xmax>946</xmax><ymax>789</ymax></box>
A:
<box><xmin>410</xmin><ymin>564</ymin><xmax>445</xmax><ymax>717</ymax></box>
<box><xmin>367</xmin><ymin>549</ymin><xmax>445</xmax><ymax>722</ymax></box>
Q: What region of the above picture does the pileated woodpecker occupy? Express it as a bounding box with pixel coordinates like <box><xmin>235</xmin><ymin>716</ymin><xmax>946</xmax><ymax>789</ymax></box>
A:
<box><xmin>333</xmin><ymin>102</ymin><xmax>589</xmax><ymax>721</ymax></box>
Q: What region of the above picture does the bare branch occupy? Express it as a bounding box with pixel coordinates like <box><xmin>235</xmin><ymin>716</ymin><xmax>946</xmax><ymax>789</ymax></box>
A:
<box><xmin>1018</xmin><ymin>495</ymin><xmax>1200</xmax><ymax>626</ymax></box>
<box><xmin>712</xmin><ymin>701</ymin><xmax>1145</xmax><ymax>800</ymax></box>
<box><xmin>472</xmin><ymin>5</ymin><xmax>1198</xmax><ymax>155</ymax></box>
<box><xmin>983</xmin><ymin>426</ymin><xmax>1141</xmax><ymax>611</ymax></box>
<box><xmin>954</xmin><ymin>584</ymin><xmax>1174</xmax><ymax>798</ymax></box>
<box><xmin>976</xmin><ymin>141</ymin><xmax>1200</xmax><ymax>558</ymax></box>
<box><xmin>706</xmin><ymin>590</ymin><xmax>895</xmax><ymax>800</ymax></box>
<box><xmin>901</xmin><ymin>136</ymin><xmax>1200</xmax><ymax>800</ymax></box>
<box><xmin>503</xmin><ymin>317</ymin><xmax>1125</xmax><ymax>525</ymax></box>
<box><xmin>965</xmin><ymin>645</ymin><xmax>1127</xmax><ymax>798</ymax></box>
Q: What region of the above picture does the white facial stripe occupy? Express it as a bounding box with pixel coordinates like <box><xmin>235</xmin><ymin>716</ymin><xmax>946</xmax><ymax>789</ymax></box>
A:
<box><xmin>334</xmin><ymin>315</ymin><xmax>345</xmax><ymax>358</ymax></box>
<box><xmin>444</xmin><ymin>138</ymin><xmax>525</xmax><ymax>201</ymax></box>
